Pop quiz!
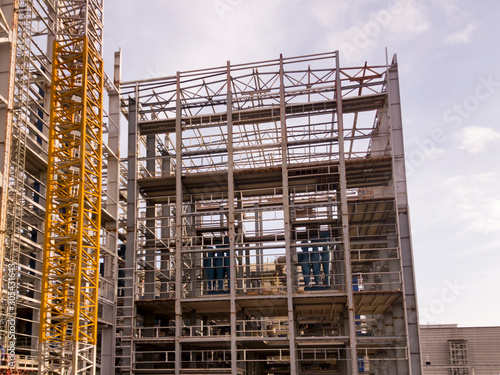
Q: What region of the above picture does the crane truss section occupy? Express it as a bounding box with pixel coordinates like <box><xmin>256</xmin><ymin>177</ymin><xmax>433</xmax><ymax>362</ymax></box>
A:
<box><xmin>39</xmin><ymin>1</ymin><xmax>103</xmax><ymax>374</ymax></box>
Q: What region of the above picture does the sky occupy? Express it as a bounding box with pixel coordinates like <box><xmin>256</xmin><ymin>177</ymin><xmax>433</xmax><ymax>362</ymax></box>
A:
<box><xmin>103</xmin><ymin>0</ymin><xmax>500</xmax><ymax>327</ymax></box>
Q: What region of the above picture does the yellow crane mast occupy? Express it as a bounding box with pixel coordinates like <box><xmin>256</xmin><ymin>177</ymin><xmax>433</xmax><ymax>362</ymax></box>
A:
<box><xmin>39</xmin><ymin>1</ymin><xmax>103</xmax><ymax>374</ymax></box>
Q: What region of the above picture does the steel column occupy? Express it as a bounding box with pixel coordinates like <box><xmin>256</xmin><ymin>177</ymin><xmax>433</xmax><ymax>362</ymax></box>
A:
<box><xmin>227</xmin><ymin>60</ymin><xmax>238</xmax><ymax>375</ymax></box>
<box><xmin>122</xmin><ymin>90</ymin><xmax>139</xmax><ymax>375</ymax></box>
<box><xmin>101</xmin><ymin>48</ymin><xmax>121</xmax><ymax>375</ymax></box>
<box><xmin>280</xmin><ymin>54</ymin><xmax>297</xmax><ymax>375</ymax></box>
<box><xmin>387</xmin><ymin>55</ymin><xmax>422</xmax><ymax>375</ymax></box>
<box><xmin>336</xmin><ymin>51</ymin><xmax>358</xmax><ymax>375</ymax></box>
<box><xmin>174</xmin><ymin>71</ymin><xmax>182</xmax><ymax>375</ymax></box>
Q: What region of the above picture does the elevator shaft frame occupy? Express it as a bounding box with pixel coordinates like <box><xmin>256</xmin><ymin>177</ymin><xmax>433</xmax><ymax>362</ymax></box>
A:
<box><xmin>0</xmin><ymin>0</ymin><xmax>31</xmax><ymax>349</ymax></box>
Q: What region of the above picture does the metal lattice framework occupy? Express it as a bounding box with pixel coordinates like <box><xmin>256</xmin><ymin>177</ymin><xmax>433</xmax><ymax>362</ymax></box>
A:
<box><xmin>0</xmin><ymin>0</ymin><xmax>32</xmax><ymax>348</ymax></box>
<box><xmin>39</xmin><ymin>1</ymin><xmax>103</xmax><ymax>374</ymax></box>
<box><xmin>122</xmin><ymin>56</ymin><xmax>387</xmax><ymax>177</ymax></box>
<box><xmin>116</xmin><ymin>53</ymin><xmax>422</xmax><ymax>375</ymax></box>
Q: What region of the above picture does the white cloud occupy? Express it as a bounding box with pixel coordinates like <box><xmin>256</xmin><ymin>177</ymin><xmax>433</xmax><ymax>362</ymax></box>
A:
<box><xmin>310</xmin><ymin>1</ymin><xmax>352</xmax><ymax>28</ymax></box>
<box><xmin>457</xmin><ymin>126</ymin><xmax>500</xmax><ymax>154</ymax></box>
<box><xmin>442</xmin><ymin>174</ymin><xmax>464</xmax><ymax>186</ymax></box>
<box><xmin>386</xmin><ymin>0</ymin><xmax>431</xmax><ymax>36</ymax></box>
<box><xmin>436</xmin><ymin>0</ymin><xmax>469</xmax><ymax>26</ymax></box>
<box><xmin>438</xmin><ymin>0</ymin><xmax>460</xmax><ymax>15</ymax></box>
<box><xmin>443</xmin><ymin>171</ymin><xmax>497</xmax><ymax>187</ymax></box>
<box><xmin>422</xmin><ymin>146</ymin><xmax>445</xmax><ymax>159</ymax></box>
<box><xmin>441</xmin><ymin>172</ymin><xmax>500</xmax><ymax>234</ymax></box>
<box><xmin>444</xmin><ymin>23</ymin><xmax>477</xmax><ymax>44</ymax></box>
<box><xmin>329</xmin><ymin>0</ymin><xmax>431</xmax><ymax>63</ymax></box>
<box><xmin>468</xmin><ymin>218</ymin><xmax>500</xmax><ymax>234</ymax></box>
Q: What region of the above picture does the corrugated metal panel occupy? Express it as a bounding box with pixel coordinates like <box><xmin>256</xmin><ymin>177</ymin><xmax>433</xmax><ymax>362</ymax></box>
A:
<box><xmin>420</xmin><ymin>325</ymin><xmax>500</xmax><ymax>375</ymax></box>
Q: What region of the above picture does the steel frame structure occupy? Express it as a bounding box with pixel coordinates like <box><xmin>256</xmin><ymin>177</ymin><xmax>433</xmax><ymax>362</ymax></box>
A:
<box><xmin>117</xmin><ymin>51</ymin><xmax>422</xmax><ymax>375</ymax></box>
<box><xmin>0</xmin><ymin>0</ymin><xmax>34</xmax><ymax>348</ymax></box>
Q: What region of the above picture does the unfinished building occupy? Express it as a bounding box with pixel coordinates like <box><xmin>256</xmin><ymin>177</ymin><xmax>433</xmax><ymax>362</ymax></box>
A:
<box><xmin>115</xmin><ymin>51</ymin><xmax>422</xmax><ymax>374</ymax></box>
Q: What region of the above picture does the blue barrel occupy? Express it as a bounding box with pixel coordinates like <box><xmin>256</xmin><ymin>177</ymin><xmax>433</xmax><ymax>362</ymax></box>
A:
<box><xmin>203</xmin><ymin>249</ymin><xmax>215</xmax><ymax>290</ymax></box>
<box><xmin>358</xmin><ymin>356</ymin><xmax>370</xmax><ymax>372</ymax></box>
<box><xmin>214</xmin><ymin>250</ymin><xmax>224</xmax><ymax>290</ymax></box>
<box><xmin>299</xmin><ymin>240</ymin><xmax>311</xmax><ymax>286</ymax></box>
<box><xmin>310</xmin><ymin>237</ymin><xmax>322</xmax><ymax>285</ymax></box>
<box><xmin>216</xmin><ymin>243</ymin><xmax>229</xmax><ymax>290</ymax></box>
<box><xmin>320</xmin><ymin>231</ymin><xmax>330</xmax><ymax>285</ymax></box>
<box><xmin>223</xmin><ymin>249</ymin><xmax>230</xmax><ymax>282</ymax></box>
<box><xmin>353</xmin><ymin>277</ymin><xmax>359</xmax><ymax>292</ymax></box>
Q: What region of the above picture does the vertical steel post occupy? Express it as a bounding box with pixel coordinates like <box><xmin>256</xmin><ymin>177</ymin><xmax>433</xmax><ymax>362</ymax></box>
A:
<box><xmin>101</xmin><ymin>48</ymin><xmax>121</xmax><ymax>375</ymax></box>
<box><xmin>387</xmin><ymin>55</ymin><xmax>422</xmax><ymax>375</ymax></box>
<box><xmin>123</xmin><ymin>86</ymin><xmax>139</xmax><ymax>375</ymax></box>
<box><xmin>174</xmin><ymin>71</ymin><xmax>182</xmax><ymax>375</ymax></box>
<box><xmin>227</xmin><ymin>60</ymin><xmax>238</xmax><ymax>375</ymax></box>
<box><xmin>279</xmin><ymin>54</ymin><xmax>297</xmax><ymax>375</ymax></box>
<box><xmin>145</xmin><ymin>135</ymin><xmax>156</xmax><ymax>299</ymax></box>
<box><xmin>335</xmin><ymin>51</ymin><xmax>358</xmax><ymax>375</ymax></box>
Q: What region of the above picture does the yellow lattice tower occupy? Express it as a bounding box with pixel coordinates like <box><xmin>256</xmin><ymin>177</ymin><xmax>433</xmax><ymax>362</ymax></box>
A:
<box><xmin>39</xmin><ymin>1</ymin><xmax>103</xmax><ymax>374</ymax></box>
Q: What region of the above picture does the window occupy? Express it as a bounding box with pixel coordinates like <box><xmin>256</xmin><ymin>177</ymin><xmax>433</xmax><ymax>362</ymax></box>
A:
<box><xmin>448</xmin><ymin>340</ymin><xmax>470</xmax><ymax>375</ymax></box>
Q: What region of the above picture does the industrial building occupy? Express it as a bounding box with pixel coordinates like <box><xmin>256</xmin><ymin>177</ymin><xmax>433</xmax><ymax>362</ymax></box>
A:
<box><xmin>0</xmin><ymin>1</ymin><xmax>422</xmax><ymax>374</ymax></box>
<box><xmin>420</xmin><ymin>324</ymin><xmax>500</xmax><ymax>374</ymax></box>
<box><xmin>115</xmin><ymin>52</ymin><xmax>422</xmax><ymax>375</ymax></box>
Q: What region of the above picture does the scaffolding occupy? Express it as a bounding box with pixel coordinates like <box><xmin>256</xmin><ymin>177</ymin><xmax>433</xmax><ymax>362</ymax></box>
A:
<box><xmin>0</xmin><ymin>0</ymin><xmax>31</xmax><ymax>352</ymax></box>
<box><xmin>0</xmin><ymin>1</ymin><xmax>121</xmax><ymax>373</ymax></box>
<box><xmin>117</xmin><ymin>51</ymin><xmax>422</xmax><ymax>375</ymax></box>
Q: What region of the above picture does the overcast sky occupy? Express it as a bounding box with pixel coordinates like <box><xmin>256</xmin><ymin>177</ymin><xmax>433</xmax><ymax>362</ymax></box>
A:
<box><xmin>103</xmin><ymin>0</ymin><xmax>500</xmax><ymax>327</ymax></box>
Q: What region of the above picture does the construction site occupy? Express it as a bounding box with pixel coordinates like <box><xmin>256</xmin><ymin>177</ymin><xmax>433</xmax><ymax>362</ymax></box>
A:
<box><xmin>0</xmin><ymin>1</ymin><xmax>422</xmax><ymax>374</ymax></box>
